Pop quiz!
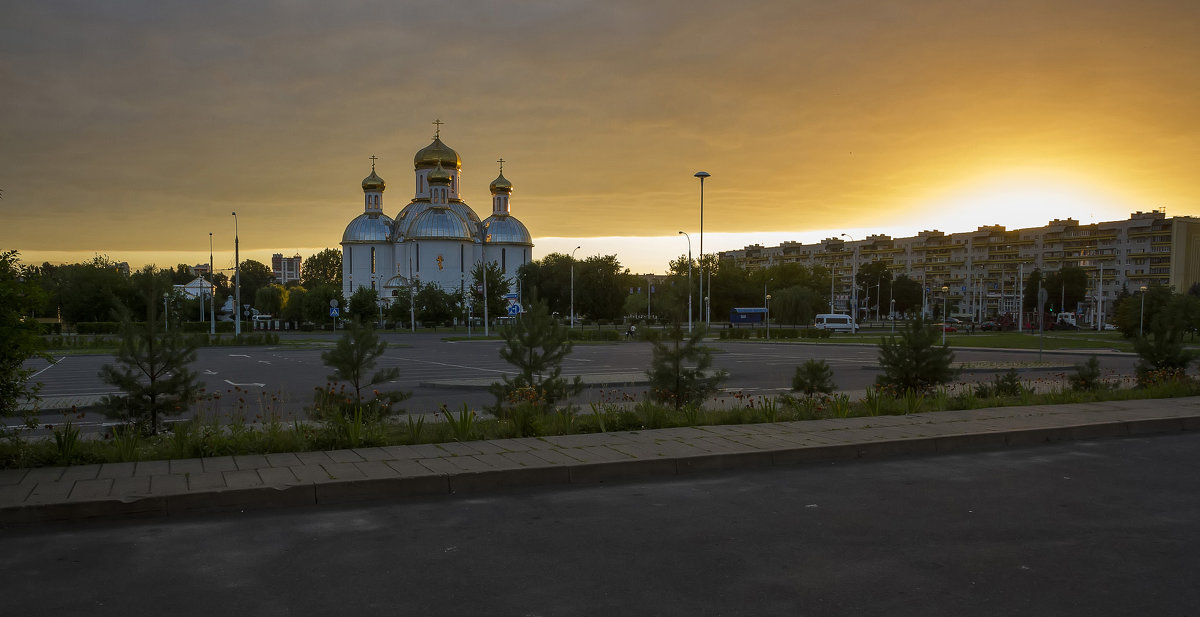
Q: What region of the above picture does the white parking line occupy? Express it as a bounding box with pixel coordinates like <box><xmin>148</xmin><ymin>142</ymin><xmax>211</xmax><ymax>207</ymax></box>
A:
<box><xmin>30</xmin><ymin>357</ymin><xmax>66</xmax><ymax>379</ymax></box>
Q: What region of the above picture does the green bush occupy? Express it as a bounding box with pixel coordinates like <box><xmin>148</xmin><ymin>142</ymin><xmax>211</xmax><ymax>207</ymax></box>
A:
<box><xmin>792</xmin><ymin>359</ymin><xmax>837</xmax><ymax>397</ymax></box>
<box><xmin>76</xmin><ymin>322</ymin><xmax>121</xmax><ymax>334</ymax></box>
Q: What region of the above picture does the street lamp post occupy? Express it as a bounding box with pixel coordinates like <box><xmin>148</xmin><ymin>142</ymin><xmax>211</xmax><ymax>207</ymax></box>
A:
<box><xmin>695</xmin><ymin>171</ymin><xmax>710</xmax><ymax>327</ymax></box>
<box><xmin>679</xmin><ymin>231</ymin><xmax>692</xmax><ymax>333</ymax></box>
<box><xmin>1140</xmin><ymin>285</ymin><xmax>1148</xmax><ymax>336</ymax></box>
<box><xmin>765</xmin><ymin>294</ymin><xmax>772</xmax><ymax>341</ymax></box>
<box><xmin>232</xmin><ymin>212</ymin><xmax>241</xmax><ymax>337</ymax></box>
<box><xmin>570</xmin><ymin>245</ymin><xmax>581</xmax><ymax>328</ymax></box>
<box><xmin>208</xmin><ymin>232</ymin><xmax>216</xmax><ymax>335</ymax></box>
<box><xmin>841</xmin><ymin>234</ymin><xmax>857</xmax><ymax>321</ymax></box>
<box><xmin>941</xmin><ymin>285</ymin><xmax>949</xmax><ymax>346</ymax></box>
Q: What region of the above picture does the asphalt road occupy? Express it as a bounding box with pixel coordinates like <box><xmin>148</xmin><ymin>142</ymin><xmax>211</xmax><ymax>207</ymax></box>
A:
<box><xmin>18</xmin><ymin>333</ymin><xmax>1138</xmax><ymax>430</ymax></box>
<box><xmin>2</xmin><ymin>432</ymin><xmax>1196</xmax><ymax>616</ymax></box>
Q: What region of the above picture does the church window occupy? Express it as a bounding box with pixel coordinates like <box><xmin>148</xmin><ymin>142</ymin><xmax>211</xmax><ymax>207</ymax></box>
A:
<box><xmin>460</xmin><ymin>245</ymin><xmax>464</xmax><ymax>272</ymax></box>
<box><xmin>502</xmin><ymin>248</ymin><xmax>507</xmax><ymax>271</ymax></box>
<box><xmin>371</xmin><ymin>247</ymin><xmax>376</xmax><ymax>273</ymax></box>
<box><xmin>415</xmin><ymin>244</ymin><xmax>420</xmax><ymax>272</ymax></box>
<box><xmin>347</xmin><ymin>248</ymin><xmax>352</xmax><ymax>270</ymax></box>
<box><xmin>371</xmin><ymin>280</ymin><xmax>375</xmax><ymax>291</ymax></box>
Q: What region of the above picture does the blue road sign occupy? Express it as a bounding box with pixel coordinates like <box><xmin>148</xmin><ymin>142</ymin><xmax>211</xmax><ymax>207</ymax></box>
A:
<box><xmin>507</xmin><ymin>303</ymin><xmax>521</xmax><ymax>316</ymax></box>
<box><xmin>329</xmin><ymin>307</ymin><xmax>340</xmax><ymax>317</ymax></box>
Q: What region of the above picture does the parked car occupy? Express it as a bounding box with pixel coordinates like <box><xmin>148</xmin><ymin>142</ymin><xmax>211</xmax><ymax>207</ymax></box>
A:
<box><xmin>936</xmin><ymin>323</ymin><xmax>957</xmax><ymax>332</ymax></box>
<box><xmin>980</xmin><ymin>320</ymin><xmax>1002</xmax><ymax>331</ymax></box>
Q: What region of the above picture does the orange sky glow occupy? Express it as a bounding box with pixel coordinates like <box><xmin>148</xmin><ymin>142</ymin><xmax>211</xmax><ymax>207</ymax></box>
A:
<box><xmin>2</xmin><ymin>1</ymin><xmax>1197</xmax><ymax>274</ymax></box>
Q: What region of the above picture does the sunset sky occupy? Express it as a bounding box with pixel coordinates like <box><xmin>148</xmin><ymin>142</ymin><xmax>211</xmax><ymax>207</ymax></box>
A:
<box><xmin>2</xmin><ymin>0</ymin><xmax>1197</xmax><ymax>274</ymax></box>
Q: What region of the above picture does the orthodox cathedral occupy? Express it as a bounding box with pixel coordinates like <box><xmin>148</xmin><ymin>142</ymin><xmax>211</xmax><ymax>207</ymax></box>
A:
<box><xmin>341</xmin><ymin>126</ymin><xmax>533</xmax><ymax>305</ymax></box>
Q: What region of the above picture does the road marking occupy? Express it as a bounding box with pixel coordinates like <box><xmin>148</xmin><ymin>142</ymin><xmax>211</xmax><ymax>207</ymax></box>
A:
<box><xmin>223</xmin><ymin>379</ymin><xmax>266</xmax><ymax>387</ymax></box>
<box><xmin>257</xmin><ymin>361</ymin><xmax>271</xmax><ymax>364</ymax></box>
<box><xmin>30</xmin><ymin>357</ymin><xmax>66</xmax><ymax>379</ymax></box>
<box><xmin>229</xmin><ymin>354</ymin><xmax>250</xmax><ymax>358</ymax></box>
<box><xmin>204</xmin><ymin>369</ymin><xmax>218</xmax><ymax>375</ymax></box>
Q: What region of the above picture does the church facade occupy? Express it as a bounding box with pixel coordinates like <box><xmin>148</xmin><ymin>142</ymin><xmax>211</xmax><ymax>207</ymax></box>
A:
<box><xmin>340</xmin><ymin>130</ymin><xmax>533</xmax><ymax>307</ymax></box>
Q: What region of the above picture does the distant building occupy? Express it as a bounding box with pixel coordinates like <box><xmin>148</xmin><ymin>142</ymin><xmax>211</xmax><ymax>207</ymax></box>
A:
<box><xmin>192</xmin><ymin>263</ymin><xmax>211</xmax><ymax>277</ymax></box>
<box><xmin>719</xmin><ymin>210</ymin><xmax>1200</xmax><ymax>320</ymax></box>
<box><xmin>174</xmin><ymin>277</ymin><xmax>214</xmax><ymax>300</ymax></box>
<box><xmin>272</xmin><ymin>253</ymin><xmax>302</xmax><ymax>284</ymax></box>
<box><xmin>115</xmin><ymin>262</ymin><xmax>130</xmax><ymax>276</ymax></box>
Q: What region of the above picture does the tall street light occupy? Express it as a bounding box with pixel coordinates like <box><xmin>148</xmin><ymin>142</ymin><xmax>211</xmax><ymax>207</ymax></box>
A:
<box><xmin>765</xmin><ymin>294</ymin><xmax>773</xmax><ymax>341</ymax></box>
<box><xmin>678</xmin><ymin>231</ymin><xmax>692</xmax><ymax>333</ymax></box>
<box><xmin>841</xmin><ymin>233</ymin><xmax>857</xmax><ymax>320</ymax></box>
<box><xmin>232</xmin><ymin>212</ymin><xmax>241</xmax><ymax>337</ymax></box>
<box><xmin>1140</xmin><ymin>285</ymin><xmax>1148</xmax><ymax>336</ymax></box>
<box><xmin>695</xmin><ymin>171</ymin><xmax>710</xmax><ymax>326</ymax></box>
<box><xmin>570</xmin><ymin>245</ymin><xmax>581</xmax><ymax>328</ymax></box>
<box><xmin>208</xmin><ymin>232</ymin><xmax>216</xmax><ymax>335</ymax></box>
<box><xmin>941</xmin><ymin>285</ymin><xmax>949</xmax><ymax>346</ymax></box>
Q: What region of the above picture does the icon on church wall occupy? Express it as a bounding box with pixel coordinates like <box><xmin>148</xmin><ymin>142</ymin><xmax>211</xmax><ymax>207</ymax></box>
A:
<box><xmin>436</xmin><ymin>255</ymin><xmax>445</xmax><ymax>270</ymax></box>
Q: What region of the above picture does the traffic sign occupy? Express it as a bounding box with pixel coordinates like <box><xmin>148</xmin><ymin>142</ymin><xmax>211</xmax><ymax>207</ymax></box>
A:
<box><xmin>329</xmin><ymin>299</ymin><xmax>339</xmax><ymax>308</ymax></box>
<box><xmin>329</xmin><ymin>307</ymin><xmax>340</xmax><ymax>317</ymax></box>
<box><xmin>507</xmin><ymin>304</ymin><xmax>521</xmax><ymax>316</ymax></box>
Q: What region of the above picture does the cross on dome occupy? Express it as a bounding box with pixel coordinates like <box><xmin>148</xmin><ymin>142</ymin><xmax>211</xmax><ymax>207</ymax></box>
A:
<box><xmin>369</xmin><ymin>154</ymin><xmax>378</xmax><ymax>170</ymax></box>
<box><xmin>496</xmin><ymin>157</ymin><xmax>504</xmax><ymax>173</ymax></box>
<box><xmin>432</xmin><ymin>118</ymin><xmax>444</xmax><ymax>139</ymax></box>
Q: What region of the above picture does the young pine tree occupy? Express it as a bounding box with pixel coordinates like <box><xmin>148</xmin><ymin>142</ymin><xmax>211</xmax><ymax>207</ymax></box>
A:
<box><xmin>489</xmin><ymin>298</ymin><xmax>583</xmax><ymax>412</ymax></box>
<box><xmin>875</xmin><ymin>316</ymin><xmax>957</xmax><ymax>394</ymax></box>
<box><xmin>321</xmin><ymin>320</ymin><xmax>402</xmax><ymax>408</ymax></box>
<box><xmin>100</xmin><ymin>271</ymin><xmax>201</xmax><ymax>434</ymax></box>
<box><xmin>646</xmin><ymin>322</ymin><xmax>726</xmax><ymax>409</ymax></box>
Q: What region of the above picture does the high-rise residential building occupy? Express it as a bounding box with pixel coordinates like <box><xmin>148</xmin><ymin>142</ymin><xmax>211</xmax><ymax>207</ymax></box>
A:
<box><xmin>719</xmin><ymin>210</ymin><xmax>1200</xmax><ymax>320</ymax></box>
<box><xmin>272</xmin><ymin>253</ymin><xmax>302</xmax><ymax>284</ymax></box>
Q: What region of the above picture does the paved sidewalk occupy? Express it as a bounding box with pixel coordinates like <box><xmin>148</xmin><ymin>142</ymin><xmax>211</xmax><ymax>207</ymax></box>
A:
<box><xmin>3</xmin><ymin>396</ymin><xmax>1198</xmax><ymax>524</ymax></box>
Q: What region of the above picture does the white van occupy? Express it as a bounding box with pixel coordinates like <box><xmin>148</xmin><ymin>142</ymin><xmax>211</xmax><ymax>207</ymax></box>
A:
<box><xmin>813</xmin><ymin>313</ymin><xmax>857</xmax><ymax>333</ymax></box>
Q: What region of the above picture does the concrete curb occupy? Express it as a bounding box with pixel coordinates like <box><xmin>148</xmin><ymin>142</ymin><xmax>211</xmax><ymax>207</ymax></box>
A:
<box><xmin>3</xmin><ymin>403</ymin><xmax>1197</xmax><ymax>525</ymax></box>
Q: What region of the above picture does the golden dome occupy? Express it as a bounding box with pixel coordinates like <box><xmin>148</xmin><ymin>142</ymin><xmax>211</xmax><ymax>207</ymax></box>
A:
<box><xmin>428</xmin><ymin>162</ymin><xmax>452</xmax><ymax>185</ymax></box>
<box><xmin>414</xmin><ymin>137</ymin><xmax>461</xmax><ymax>170</ymax></box>
<box><xmin>362</xmin><ymin>169</ymin><xmax>385</xmax><ymax>192</ymax></box>
<box><xmin>489</xmin><ymin>172</ymin><xmax>513</xmax><ymax>194</ymax></box>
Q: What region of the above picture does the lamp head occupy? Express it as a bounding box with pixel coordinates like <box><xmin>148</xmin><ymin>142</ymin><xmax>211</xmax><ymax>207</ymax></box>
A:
<box><xmin>694</xmin><ymin>171</ymin><xmax>710</xmax><ymax>179</ymax></box>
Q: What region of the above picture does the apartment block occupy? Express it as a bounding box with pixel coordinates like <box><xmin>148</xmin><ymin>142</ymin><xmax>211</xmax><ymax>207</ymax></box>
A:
<box><xmin>272</xmin><ymin>253</ymin><xmax>302</xmax><ymax>284</ymax></box>
<box><xmin>719</xmin><ymin>210</ymin><xmax>1200</xmax><ymax>319</ymax></box>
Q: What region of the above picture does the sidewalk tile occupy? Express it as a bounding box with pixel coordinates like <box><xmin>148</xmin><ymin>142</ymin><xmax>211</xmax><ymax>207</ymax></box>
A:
<box><xmin>0</xmin><ymin>468</ymin><xmax>29</xmax><ymax>486</ymax></box>
<box><xmin>351</xmin><ymin>447</ymin><xmax>393</xmax><ymax>461</ymax></box>
<box><xmin>168</xmin><ymin>459</ymin><xmax>203</xmax><ymax>475</ymax></box>
<box><xmin>0</xmin><ymin>483</ymin><xmax>34</xmax><ymax>505</ymax></box>
<box><xmin>379</xmin><ymin>445</ymin><xmax>422</xmax><ymax>460</ymax></box>
<box><xmin>97</xmin><ymin>462</ymin><xmax>137</xmax><ymax>479</ymax></box>
<box><xmin>290</xmin><ymin>464</ymin><xmax>335</xmax><ymax>483</ymax></box>
<box><xmin>321</xmin><ymin>462</ymin><xmax>367</xmax><ymax>480</ymax></box>
<box><xmin>201</xmin><ymin>457</ymin><xmax>237</xmax><ymax>473</ymax></box>
<box><xmin>60</xmin><ymin>464</ymin><xmax>102</xmax><ymax>482</ymax></box>
<box><xmin>25</xmin><ymin>481</ymin><xmax>74</xmax><ymax>504</ymax></box>
<box><xmin>435</xmin><ymin>442</ymin><xmax>493</xmax><ymax>457</ymax></box>
<box><xmin>111</xmin><ymin>476</ymin><xmax>151</xmax><ymax>497</ymax></box>
<box><xmin>384</xmin><ymin>458</ymin><xmax>444</xmax><ymax>477</ymax></box>
<box><xmin>295</xmin><ymin>451</ymin><xmax>336</xmax><ymax>466</ymax></box>
<box><xmin>568</xmin><ymin>446</ymin><xmax>634</xmax><ymax>463</ymax></box>
<box><xmin>233</xmin><ymin>455</ymin><xmax>270</xmax><ymax>470</ymax></box>
<box><xmin>499</xmin><ymin>451</ymin><xmax>559</xmax><ymax>468</ymax></box>
<box><xmin>326</xmin><ymin>449</ymin><xmax>365</xmax><ymax>464</ymax></box>
<box><xmin>416</xmin><ymin>457</ymin><xmax>467</xmax><ymax>474</ymax></box>
<box><xmin>353</xmin><ymin>461</ymin><xmax>401</xmax><ymax>479</ymax></box>
<box><xmin>265</xmin><ymin>452</ymin><xmax>303</xmax><ymax>467</ymax></box>
<box><xmin>68</xmin><ymin>478</ymin><xmax>114</xmax><ymax>501</ymax></box>
<box><xmin>187</xmin><ymin>471</ymin><xmax>227</xmax><ymax>491</ymax></box>
<box><xmin>402</xmin><ymin>443</ymin><xmax>450</xmax><ymax>458</ymax></box>
<box><xmin>257</xmin><ymin>466</ymin><xmax>299</xmax><ymax>485</ymax></box>
<box><xmin>135</xmin><ymin>460</ymin><xmax>170</xmax><ymax>476</ymax></box>
<box><xmin>471</xmin><ymin>453</ymin><xmax>524</xmax><ymax>470</ymax></box>
<box><xmin>438</xmin><ymin>456</ymin><xmax>496</xmax><ymax>473</ymax></box>
<box><xmin>527</xmin><ymin>448</ymin><xmax>586</xmax><ymax>465</ymax></box>
<box><xmin>224</xmin><ymin>469</ymin><xmax>263</xmax><ymax>489</ymax></box>
<box><xmin>151</xmin><ymin>474</ymin><xmax>189</xmax><ymax>495</ymax></box>
<box><xmin>22</xmin><ymin>467</ymin><xmax>66</xmax><ymax>484</ymax></box>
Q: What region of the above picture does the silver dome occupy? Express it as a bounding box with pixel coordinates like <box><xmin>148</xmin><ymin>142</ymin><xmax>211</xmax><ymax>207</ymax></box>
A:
<box><xmin>482</xmin><ymin>215</ymin><xmax>532</xmax><ymax>245</ymax></box>
<box><xmin>395</xmin><ymin>199</ymin><xmax>482</xmax><ymax>240</ymax></box>
<box><xmin>408</xmin><ymin>207</ymin><xmax>473</xmax><ymax>240</ymax></box>
<box><xmin>342</xmin><ymin>213</ymin><xmax>394</xmax><ymax>243</ymax></box>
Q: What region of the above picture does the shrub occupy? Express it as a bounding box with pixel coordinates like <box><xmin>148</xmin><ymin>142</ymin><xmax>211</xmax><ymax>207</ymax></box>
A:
<box><xmin>792</xmin><ymin>359</ymin><xmax>836</xmax><ymax>397</ymax></box>
<box><xmin>875</xmin><ymin>316</ymin><xmax>957</xmax><ymax>394</ymax></box>
<box><xmin>1069</xmin><ymin>356</ymin><xmax>1105</xmax><ymax>392</ymax></box>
